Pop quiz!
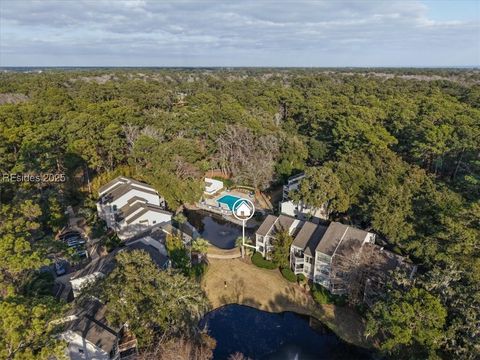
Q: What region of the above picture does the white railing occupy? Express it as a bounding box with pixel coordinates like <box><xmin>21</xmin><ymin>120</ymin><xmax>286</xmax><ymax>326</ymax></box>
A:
<box><xmin>293</xmin><ymin>256</ymin><xmax>304</xmax><ymax>265</ymax></box>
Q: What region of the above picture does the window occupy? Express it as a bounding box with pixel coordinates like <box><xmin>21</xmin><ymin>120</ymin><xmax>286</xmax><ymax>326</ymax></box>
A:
<box><xmin>112</xmin><ymin>205</ymin><xmax>117</xmax><ymax>212</ymax></box>
<box><xmin>153</xmin><ymin>220</ymin><xmax>157</xmax><ymax>224</ymax></box>
<box><xmin>78</xmin><ymin>349</ymin><xmax>84</xmax><ymax>354</ymax></box>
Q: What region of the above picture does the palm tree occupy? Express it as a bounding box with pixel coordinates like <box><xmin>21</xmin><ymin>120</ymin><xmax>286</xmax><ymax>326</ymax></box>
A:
<box><xmin>191</xmin><ymin>238</ymin><xmax>209</xmax><ymax>255</ymax></box>
<box><xmin>173</xmin><ymin>212</ymin><xmax>187</xmax><ymax>226</ymax></box>
<box><xmin>235</xmin><ymin>236</ymin><xmax>244</xmax><ymax>259</ymax></box>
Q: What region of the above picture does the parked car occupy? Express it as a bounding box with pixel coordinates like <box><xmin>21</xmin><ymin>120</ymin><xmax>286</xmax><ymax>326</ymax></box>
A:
<box><xmin>74</xmin><ymin>250</ymin><xmax>88</xmax><ymax>258</ymax></box>
<box><xmin>67</xmin><ymin>238</ymin><xmax>85</xmax><ymax>247</ymax></box>
<box><xmin>59</xmin><ymin>230</ymin><xmax>79</xmax><ymax>239</ymax></box>
<box><xmin>54</xmin><ymin>261</ymin><xmax>66</xmax><ymax>276</ymax></box>
<box><xmin>59</xmin><ymin>230</ymin><xmax>83</xmax><ymax>242</ymax></box>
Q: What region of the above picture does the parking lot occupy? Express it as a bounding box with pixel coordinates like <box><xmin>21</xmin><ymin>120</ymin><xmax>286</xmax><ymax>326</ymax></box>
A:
<box><xmin>54</xmin><ymin>230</ymin><xmax>89</xmax><ymax>276</ymax></box>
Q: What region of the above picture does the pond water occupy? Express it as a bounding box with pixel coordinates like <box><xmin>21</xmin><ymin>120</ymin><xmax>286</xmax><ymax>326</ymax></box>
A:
<box><xmin>199</xmin><ymin>305</ymin><xmax>372</xmax><ymax>360</ymax></box>
<box><xmin>184</xmin><ymin>209</ymin><xmax>253</xmax><ymax>249</ymax></box>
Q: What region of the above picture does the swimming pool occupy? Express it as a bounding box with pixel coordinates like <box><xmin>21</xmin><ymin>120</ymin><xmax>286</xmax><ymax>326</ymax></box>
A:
<box><xmin>217</xmin><ymin>194</ymin><xmax>244</xmax><ymax>211</ymax></box>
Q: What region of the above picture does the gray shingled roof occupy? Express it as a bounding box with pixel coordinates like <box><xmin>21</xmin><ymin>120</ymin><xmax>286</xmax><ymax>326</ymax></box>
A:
<box><xmin>124</xmin><ymin>204</ymin><xmax>171</xmax><ymax>225</ymax></box>
<box><xmin>315</xmin><ymin>222</ymin><xmax>350</xmax><ymax>256</ymax></box>
<box><xmin>291</xmin><ymin>222</ymin><xmax>328</xmax><ymax>256</ymax></box>
<box><xmin>64</xmin><ymin>299</ymin><xmax>118</xmax><ymax>354</ymax></box>
<box><xmin>73</xmin><ymin>251</ymin><xmax>117</xmax><ymax>280</ymax></box>
<box><xmin>125</xmin><ymin>203</ymin><xmax>172</xmax><ymax>224</ymax></box>
<box><xmin>292</xmin><ymin>221</ymin><xmax>317</xmax><ymax>249</ymax></box>
<box><xmin>256</xmin><ymin>215</ymin><xmax>278</xmax><ymax>236</ymax></box>
<box><xmin>99</xmin><ymin>176</ymin><xmax>156</xmax><ymax>195</ymax></box>
<box><xmin>98</xmin><ymin>176</ymin><xmax>126</xmax><ymax>194</ymax></box>
<box><xmin>366</xmin><ymin>243</ymin><xmax>416</xmax><ymax>274</ymax></box>
<box><xmin>126</xmin><ymin>241</ymin><xmax>169</xmax><ymax>269</ymax></box>
<box><xmin>316</xmin><ymin>222</ymin><xmax>370</xmax><ymax>257</ymax></box>
<box><xmin>332</xmin><ymin>227</ymin><xmax>370</xmax><ymax>257</ymax></box>
<box><xmin>108</xmin><ymin>183</ymin><xmax>158</xmax><ymax>204</ymax></box>
<box><xmin>117</xmin><ymin>201</ymin><xmax>148</xmax><ymax>222</ymax></box>
<box><xmin>305</xmin><ymin>225</ymin><xmax>328</xmax><ymax>256</ymax></box>
<box><xmin>274</xmin><ymin>215</ymin><xmax>295</xmax><ymax>233</ymax></box>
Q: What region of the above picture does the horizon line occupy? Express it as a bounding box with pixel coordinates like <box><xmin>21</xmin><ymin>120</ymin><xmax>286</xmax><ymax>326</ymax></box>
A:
<box><xmin>1</xmin><ymin>65</ymin><xmax>479</xmax><ymax>70</ymax></box>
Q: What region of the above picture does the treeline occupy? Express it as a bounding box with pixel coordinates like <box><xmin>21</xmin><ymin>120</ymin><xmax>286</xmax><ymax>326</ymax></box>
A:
<box><xmin>0</xmin><ymin>69</ymin><xmax>478</xmax><ymax>359</ymax></box>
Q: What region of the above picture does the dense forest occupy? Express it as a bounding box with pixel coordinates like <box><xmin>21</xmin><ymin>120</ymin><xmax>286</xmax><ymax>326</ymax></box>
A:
<box><xmin>0</xmin><ymin>69</ymin><xmax>478</xmax><ymax>359</ymax></box>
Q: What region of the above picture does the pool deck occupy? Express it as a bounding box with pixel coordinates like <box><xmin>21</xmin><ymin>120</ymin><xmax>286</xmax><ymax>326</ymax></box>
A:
<box><xmin>197</xmin><ymin>190</ymin><xmax>259</xmax><ymax>227</ymax></box>
<box><xmin>204</xmin><ymin>190</ymin><xmax>254</xmax><ymax>208</ymax></box>
<box><xmin>187</xmin><ymin>203</ymin><xmax>259</xmax><ymax>229</ymax></box>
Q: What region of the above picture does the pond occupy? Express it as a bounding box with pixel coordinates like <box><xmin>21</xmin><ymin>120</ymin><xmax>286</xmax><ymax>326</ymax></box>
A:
<box><xmin>184</xmin><ymin>209</ymin><xmax>253</xmax><ymax>249</ymax></box>
<box><xmin>199</xmin><ymin>305</ymin><xmax>372</xmax><ymax>360</ymax></box>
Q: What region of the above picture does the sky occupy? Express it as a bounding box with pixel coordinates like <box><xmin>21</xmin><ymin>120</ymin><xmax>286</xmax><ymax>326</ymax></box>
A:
<box><xmin>0</xmin><ymin>0</ymin><xmax>479</xmax><ymax>67</ymax></box>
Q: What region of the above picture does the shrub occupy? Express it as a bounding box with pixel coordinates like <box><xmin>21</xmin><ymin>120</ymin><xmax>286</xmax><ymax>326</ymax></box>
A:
<box><xmin>254</xmin><ymin>212</ymin><xmax>266</xmax><ymax>222</ymax></box>
<box><xmin>189</xmin><ymin>263</ymin><xmax>208</xmax><ymax>280</ymax></box>
<box><xmin>23</xmin><ymin>272</ymin><xmax>55</xmax><ymax>297</ymax></box>
<box><xmin>333</xmin><ymin>294</ymin><xmax>347</xmax><ymax>306</ymax></box>
<box><xmin>281</xmin><ymin>267</ymin><xmax>297</xmax><ymax>282</ymax></box>
<box><xmin>90</xmin><ymin>218</ymin><xmax>108</xmax><ymax>239</ymax></box>
<box><xmin>297</xmin><ymin>273</ymin><xmax>306</xmax><ymax>283</ymax></box>
<box><xmin>251</xmin><ymin>252</ymin><xmax>277</xmax><ymax>269</ymax></box>
<box><xmin>214</xmin><ymin>176</ymin><xmax>234</xmax><ymax>188</ymax></box>
<box><xmin>392</xmin><ymin>245</ymin><xmax>404</xmax><ymax>256</ymax></box>
<box><xmin>104</xmin><ymin>233</ymin><xmax>122</xmax><ymax>252</ymax></box>
<box><xmin>312</xmin><ymin>283</ymin><xmax>334</xmax><ymax>304</ymax></box>
<box><xmin>311</xmin><ymin>283</ymin><xmax>347</xmax><ymax>306</ymax></box>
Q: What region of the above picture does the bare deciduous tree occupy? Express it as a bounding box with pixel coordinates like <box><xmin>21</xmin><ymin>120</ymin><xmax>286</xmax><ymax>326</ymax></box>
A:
<box><xmin>330</xmin><ymin>242</ymin><xmax>415</xmax><ymax>306</ymax></box>
<box><xmin>214</xmin><ymin>125</ymin><xmax>278</xmax><ymax>190</ymax></box>
<box><xmin>174</xmin><ymin>155</ymin><xmax>201</xmax><ymax>179</ymax></box>
<box><xmin>122</xmin><ymin>124</ymin><xmax>165</xmax><ymax>154</ymax></box>
<box><xmin>138</xmin><ymin>334</ymin><xmax>216</xmax><ymax>360</ymax></box>
<box><xmin>228</xmin><ymin>352</ymin><xmax>252</xmax><ymax>360</ymax></box>
<box><xmin>122</xmin><ymin>123</ymin><xmax>140</xmax><ymax>153</ymax></box>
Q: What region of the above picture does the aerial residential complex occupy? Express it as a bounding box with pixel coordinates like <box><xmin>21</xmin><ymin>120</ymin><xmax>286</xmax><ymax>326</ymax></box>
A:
<box><xmin>279</xmin><ymin>173</ymin><xmax>328</xmax><ymax>223</ymax></box>
<box><xmin>255</xmin><ymin>214</ymin><xmax>416</xmax><ymax>297</ymax></box>
<box><xmin>61</xmin><ymin>229</ymin><xmax>169</xmax><ymax>359</ymax></box>
<box><xmin>96</xmin><ymin>176</ymin><xmax>172</xmax><ymax>239</ymax></box>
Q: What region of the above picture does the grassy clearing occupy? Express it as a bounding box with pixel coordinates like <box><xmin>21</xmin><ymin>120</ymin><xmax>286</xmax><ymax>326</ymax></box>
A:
<box><xmin>201</xmin><ymin>258</ymin><xmax>371</xmax><ymax>348</ymax></box>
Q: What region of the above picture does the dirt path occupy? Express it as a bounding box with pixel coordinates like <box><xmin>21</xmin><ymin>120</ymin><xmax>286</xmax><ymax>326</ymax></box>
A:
<box><xmin>201</xmin><ymin>258</ymin><xmax>370</xmax><ymax>348</ymax></box>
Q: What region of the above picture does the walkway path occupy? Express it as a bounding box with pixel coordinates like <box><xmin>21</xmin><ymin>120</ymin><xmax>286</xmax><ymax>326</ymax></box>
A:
<box><xmin>206</xmin><ymin>246</ymin><xmax>241</xmax><ymax>259</ymax></box>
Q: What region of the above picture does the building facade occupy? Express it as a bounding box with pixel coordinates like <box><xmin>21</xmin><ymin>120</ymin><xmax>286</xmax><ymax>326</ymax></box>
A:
<box><xmin>97</xmin><ymin>176</ymin><xmax>172</xmax><ymax>239</ymax></box>
<box><xmin>255</xmin><ymin>214</ymin><xmax>301</xmax><ymax>259</ymax></box>
<box><xmin>255</xmin><ymin>215</ymin><xmax>377</xmax><ymax>293</ymax></box>
<box><xmin>280</xmin><ymin>173</ymin><xmax>328</xmax><ymax>222</ymax></box>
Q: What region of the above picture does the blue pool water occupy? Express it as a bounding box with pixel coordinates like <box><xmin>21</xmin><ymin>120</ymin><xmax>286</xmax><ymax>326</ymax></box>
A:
<box><xmin>217</xmin><ymin>194</ymin><xmax>244</xmax><ymax>210</ymax></box>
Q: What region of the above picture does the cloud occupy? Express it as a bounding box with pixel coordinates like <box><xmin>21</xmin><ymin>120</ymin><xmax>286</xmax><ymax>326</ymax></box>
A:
<box><xmin>0</xmin><ymin>0</ymin><xmax>478</xmax><ymax>66</ymax></box>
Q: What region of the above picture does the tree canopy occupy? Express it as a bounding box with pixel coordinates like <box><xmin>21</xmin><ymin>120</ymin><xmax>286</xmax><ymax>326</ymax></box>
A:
<box><xmin>99</xmin><ymin>250</ymin><xmax>209</xmax><ymax>348</ymax></box>
<box><xmin>0</xmin><ymin>68</ymin><xmax>479</xmax><ymax>358</ymax></box>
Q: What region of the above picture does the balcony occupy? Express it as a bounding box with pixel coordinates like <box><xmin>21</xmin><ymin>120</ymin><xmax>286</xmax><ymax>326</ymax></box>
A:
<box><xmin>292</xmin><ymin>264</ymin><xmax>303</xmax><ymax>275</ymax></box>
<box><xmin>293</xmin><ymin>256</ymin><xmax>304</xmax><ymax>265</ymax></box>
<box><xmin>256</xmin><ymin>236</ymin><xmax>265</xmax><ymax>244</ymax></box>
<box><xmin>314</xmin><ymin>275</ymin><xmax>330</xmax><ymax>288</ymax></box>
